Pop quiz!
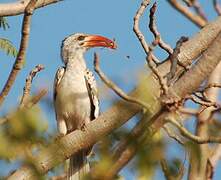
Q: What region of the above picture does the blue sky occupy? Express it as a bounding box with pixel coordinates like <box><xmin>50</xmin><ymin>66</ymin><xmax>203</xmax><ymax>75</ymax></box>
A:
<box><xmin>0</xmin><ymin>0</ymin><xmax>220</xmax><ymax>179</ymax></box>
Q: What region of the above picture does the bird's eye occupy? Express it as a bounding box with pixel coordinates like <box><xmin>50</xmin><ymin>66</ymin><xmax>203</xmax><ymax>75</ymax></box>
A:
<box><xmin>77</xmin><ymin>36</ymin><xmax>85</xmax><ymax>41</ymax></box>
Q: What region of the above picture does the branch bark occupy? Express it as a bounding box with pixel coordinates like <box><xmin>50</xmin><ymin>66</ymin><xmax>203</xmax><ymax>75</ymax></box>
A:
<box><xmin>20</xmin><ymin>64</ymin><xmax>44</xmax><ymax>108</ymax></box>
<box><xmin>0</xmin><ymin>0</ymin><xmax>37</xmax><ymax>107</ymax></box>
<box><xmin>0</xmin><ymin>0</ymin><xmax>64</xmax><ymax>17</ymax></box>
<box><xmin>188</xmin><ymin>62</ymin><xmax>221</xmax><ymax>180</ymax></box>
<box><xmin>99</xmin><ymin>32</ymin><xmax>221</xmax><ymax>179</ymax></box>
<box><xmin>7</xmin><ymin>16</ymin><xmax>221</xmax><ymax>180</ymax></box>
<box><xmin>167</xmin><ymin>0</ymin><xmax>207</xmax><ymax>28</ymax></box>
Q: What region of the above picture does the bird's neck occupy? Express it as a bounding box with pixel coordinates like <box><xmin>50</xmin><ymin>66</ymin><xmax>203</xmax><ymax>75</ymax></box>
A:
<box><xmin>66</xmin><ymin>53</ymin><xmax>87</xmax><ymax>72</ymax></box>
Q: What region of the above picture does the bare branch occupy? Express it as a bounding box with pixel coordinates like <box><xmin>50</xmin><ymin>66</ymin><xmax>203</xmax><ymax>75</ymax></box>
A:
<box><xmin>0</xmin><ymin>89</ymin><xmax>47</xmax><ymax>126</ymax></box>
<box><xmin>163</xmin><ymin>125</ymin><xmax>185</xmax><ymax>145</ymax></box>
<box><xmin>90</xmin><ymin>110</ymin><xmax>167</xmax><ymax>180</ymax></box>
<box><xmin>147</xmin><ymin>51</ymin><xmax>168</xmax><ymax>95</ymax></box>
<box><xmin>133</xmin><ymin>0</ymin><xmax>160</xmax><ymax>63</ymax></box>
<box><xmin>26</xmin><ymin>89</ymin><xmax>48</xmax><ymax>108</ymax></box>
<box><xmin>0</xmin><ymin>0</ymin><xmax>64</xmax><ymax>17</ymax></box>
<box><xmin>205</xmin><ymin>83</ymin><xmax>221</xmax><ymax>91</ymax></box>
<box><xmin>7</xmin><ymin>17</ymin><xmax>221</xmax><ymax>180</ymax></box>
<box><xmin>149</xmin><ymin>2</ymin><xmax>173</xmax><ymax>55</ymax></box>
<box><xmin>20</xmin><ymin>64</ymin><xmax>44</xmax><ymax>108</ymax></box>
<box><xmin>207</xmin><ymin>145</ymin><xmax>221</xmax><ymax>180</ymax></box>
<box><xmin>107</xmin><ymin>32</ymin><xmax>221</xmax><ymax>178</ymax></box>
<box><xmin>178</xmin><ymin>107</ymin><xmax>198</xmax><ymax>116</ymax></box>
<box><xmin>196</xmin><ymin>83</ymin><xmax>221</xmax><ymax>101</ymax></box>
<box><xmin>0</xmin><ymin>0</ymin><xmax>38</xmax><ymax>107</ymax></box>
<box><xmin>186</xmin><ymin>94</ymin><xmax>218</xmax><ymax>107</ymax></box>
<box><xmin>167</xmin><ymin>117</ymin><xmax>221</xmax><ymax>144</ymax></box>
<box><xmin>145</xmin><ymin>2</ymin><xmax>172</xmax><ymax>94</ymax></box>
<box><xmin>182</xmin><ymin>0</ymin><xmax>194</xmax><ymax>6</ymax></box>
<box><xmin>94</xmin><ymin>53</ymin><xmax>151</xmax><ymax>110</ymax></box>
<box><xmin>160</xmin><ymin>158</ymin><xmax>185</xmax><ymax>180</ymax></box>
<box><xmin>165</xmin><ymin>36</ymin><xmax>189</xmax><ymax>85</ymax></box>
<box><xmin>167</xmin><ymin>0</ymin><xmax>207</xmax><ymax>28</ymax></box>
<box><xmin>201</xmin><ymin>62</ymin><xmax>221</xmax><ymax>180</ymax></box>
<box><xmin>213</xmin><ymin>0</ymin><xmax>221</xmax><ymax>16</ymax></box>
<box><xmin>192</xmin><ymin>1</ymin><xmax>208</xmax><ymax>21</ymax></box>
<box><xmin>164</xmin><ymin>32</ymin><xmax>221</xmax><ymax>103</ymax></box>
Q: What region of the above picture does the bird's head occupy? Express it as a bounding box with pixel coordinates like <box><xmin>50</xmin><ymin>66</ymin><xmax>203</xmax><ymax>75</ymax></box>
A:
<box><xmin>61</xmin><ymin>33</ymin><xmax>117</xmax><ymax>64</ymax></box>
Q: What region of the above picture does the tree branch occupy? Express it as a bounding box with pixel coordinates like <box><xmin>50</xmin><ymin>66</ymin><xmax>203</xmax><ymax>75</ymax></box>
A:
<box><xmin>0</xmin><ymin>0</ymin><xmax>38</xmax><ymax>107</ymax></box>
<box><xmin>7</xmin><ymin>16</ymin><xmax>221</xmax><ymax>180</ymax></box>
<box><xmin>133</xmin><ymin>0</ymin><xmax>160</xmax><ymax>63</ymax></box>
<box><xmin>163</xmin><ymin>125</ymin><xmax>184</xmax><ymax>145</ymax></box>
<box><xmin>96</xmin><ymin>31</ymin><xmax>221</xmax><ymax>178</ymax></box>
<box><xmin>0</xmin><ymin>0</ymin><xmax>64</xmax><ymax>17</ymax></box>
<box><xmin>94</xmin><ymin>53</ymin><xmax>150</xmax><ymax>110</ymax></box>
<box><xmin>166</xmin><ymin>32</ymin><xmax>221</xmax><ymax>100</ymax></box>
<box><xmin>202</xmin><ymin>62</ymin><xmax>221</xmax><ymax>180</ymax></box>
<box><xmin>149</xmin><ymin>2</ymin><xmax>173</xmax><ymax>55</ymax></box>
<box><xmin>192</xmin><ymin>1</ymin><xmax>208</xmax><ymax>21</ymax></box>
<box><xmin>167</xmin><ymin>0</ymin><xmax>207</xmax><ymax>28</ymax></box>
<box><xmin>25</xmin><ymin>89</ymin><xmax>48</xmax><ymax>108</ymax></box>
<box><xmin>213</xmin><ymin>0</ymin><xmax>221</xmax><ymax>16</ymax></box>
<box><xmin>167</xmin><ymin>117</ymin><xmax>221</xmax><ymax>144</ymax></box>
<box><xmin>20</xmin><ymin>64</ymin><xmax>44</xmax><ymax>108</ymax></box>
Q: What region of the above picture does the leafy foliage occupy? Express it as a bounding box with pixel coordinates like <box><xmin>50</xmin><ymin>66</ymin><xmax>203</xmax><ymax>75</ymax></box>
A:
<box><xmin>0</xmin><ymin>17</ymin><xmax>9</xmax><ymax>30</ymax></box>
<box><xmin>0</xmin><ymin>38</ymin><xmax>17</xmax><ymax>58</ymax></box>
<box><xmin>0</xmin><ymin>107</ymin><xmax>48</xmax><ymax>160</ymax></box>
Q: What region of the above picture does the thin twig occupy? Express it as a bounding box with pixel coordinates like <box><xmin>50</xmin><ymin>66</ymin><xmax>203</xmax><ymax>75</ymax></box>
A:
<box><xmin>160</xmin><ymin>159</ymin><xmax>172</xmax><ymax>180</ymax></box>
<box><xmin>20</xmin><ymin>64</ymin><xmax>45</xmax><ymax>108</ymax></box>
<box><xmin>147</xmin><ymin>52</ymin><xmax>168</xmax><ymax>95</ymax></box>
<box><xmin>167</xmin><ymin>0</ymin><xmax>207</xmax><ymax>28</ymax></box>
<box><xmin>193</xmin><ymin>92</ymin><xmax>213</xmax><ymax>103</ymax></box>
<box><xmin>205</xmin><ymin>83</ymin><xmax>221</xmax><ymax>91</ymax></box>
<box><xmin>133</xmin><ymin>0</ymin><xmax>160</xmax><ymax>64</ymax></box>
<box><xmin>160</xmin><ymin>158</ymin><xmax>185</xmax><ymax>180</ymax></box>
<box><xmin>182</xmin><ymin>0</ymin><xmax>194</xmax><ymax>6</ymax></box>
<box><xmin>149</xmin><ymin>2</ymin><xmax>173</xmax><ymax>55</ymax></box>
<box><xmin>186</xmin><ymin>94</ymin><xmax>218</xmax><ymax>107</ymax></box>
<box><xmin>163</xmin><ymin>125</ymin><xmax>184</xmax><ymax>145</ymax></box>
<box><xmin>202</xmin><ymin>62</ymin><xmax>221</xmax><ymax>180</ymax></box>
<box><xmin>192</xmin><ymin>1</ymin><xmax>208</xmax><ymax>21</ymax></box>
<box><xmin>167</xmin><ymin>117</ymin><xmax>221</xmax><ymax>144</ymax></box>
<box><xmin>0</xmin><ymin>0</ymin><xmax>38</xmax><ymax>107</ymax></box>
<box><xmin>0</xmin><ymin>89</ymin><xmax>48</xmax><ymax>125</ymax></box>
<box><xmin>207</xmin><ymin>145</ymin><xmax>221</xmax><ymax>180</ymax></box>
<box><xmin>195</xmin><ymin>83</ymin><xmax>221</xmax><ymax>102</ymax></box>
<box><xmin>165</xmin><ymin>36</ymin><xmax>189</xmax><ymax>85</ymax></box>
<box><xmin>213</xmin><ymin>0</ymin><xmax>221</xmax><ymax>16</ymax></box>
<box><xmin>178</xmin><ymin>107</ymin><xmax>198</xmax><ymax>116</ymax></box>
<box><xmin>94</xmin><ymin>53</ymin><xmax>150</xmax><ymax>110</ymax></box>
<box><xmin>25</xmin><ymin>89</ymin><xmax>48</xmax><ymax>108</ymax></box>
<box><xmin>145</xmin><ymin>2</ymin><xmax>170</xmax><ymax>94</ymax></box>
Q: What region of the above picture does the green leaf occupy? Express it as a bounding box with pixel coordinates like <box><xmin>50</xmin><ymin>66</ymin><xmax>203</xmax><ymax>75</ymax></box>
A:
<box><xmin>0</xmin><ymin>17</ymin><xmax>10</xmax><ymax>30</ymax></box>
<box><xmin>0</xmin><ymin>38</ymin><xmax>17</xmax><ymax>58</ymax></box>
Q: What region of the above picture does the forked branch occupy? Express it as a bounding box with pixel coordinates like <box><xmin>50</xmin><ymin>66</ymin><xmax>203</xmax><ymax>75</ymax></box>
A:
<box><xmin>0</xmin><ymin>0</ymin><xmax>38</xmax><ymax>107</ymax></box>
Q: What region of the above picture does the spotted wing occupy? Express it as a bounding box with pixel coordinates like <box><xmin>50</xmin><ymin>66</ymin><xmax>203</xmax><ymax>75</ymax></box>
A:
<box><xmin>84</xmin><ymin>69</ymin><xmax>100</xmax><ymax>120</ymax></box>
<box><xmin>53</xmin><ymin>66</ymin><xmax>65</xmax><ymax>102</ymax></box>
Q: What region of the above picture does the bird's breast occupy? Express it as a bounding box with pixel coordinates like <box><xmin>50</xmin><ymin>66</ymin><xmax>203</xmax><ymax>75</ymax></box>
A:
<box><xmin>55</xmin><ymin>70</ymin><xmax>91</xmax><ymax>129</ymax></box>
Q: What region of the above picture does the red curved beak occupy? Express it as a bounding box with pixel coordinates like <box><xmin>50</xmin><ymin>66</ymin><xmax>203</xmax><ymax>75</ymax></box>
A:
<box><xmin>82</xmin><ymin>35</ymin><xmax>117</xmax><ymax>49</ymax></box>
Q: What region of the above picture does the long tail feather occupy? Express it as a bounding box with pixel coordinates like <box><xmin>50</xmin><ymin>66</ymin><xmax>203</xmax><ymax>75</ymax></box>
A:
<box><xmin>67</xmin><ymin>151</ymin><xmax>90</xmax><ymax>180</ymax></box>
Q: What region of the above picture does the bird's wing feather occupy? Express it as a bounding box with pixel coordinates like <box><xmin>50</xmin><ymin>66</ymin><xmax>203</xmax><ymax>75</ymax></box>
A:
<box><xmin>84</xmin><ymin>69</ymin><xmax>99</xmax><ymax>120</ymax></box>
<box><xmin>53</xmin><ymin>66</ymin><xmax>65</xmax><ymax>101</ymax></box>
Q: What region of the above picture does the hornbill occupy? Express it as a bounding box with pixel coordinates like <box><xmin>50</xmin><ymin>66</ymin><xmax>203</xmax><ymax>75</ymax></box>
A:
<box><xmin>54</xmin><ymin>33</ymin><xmax>116</xmax><ymax>179</ymax></box>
